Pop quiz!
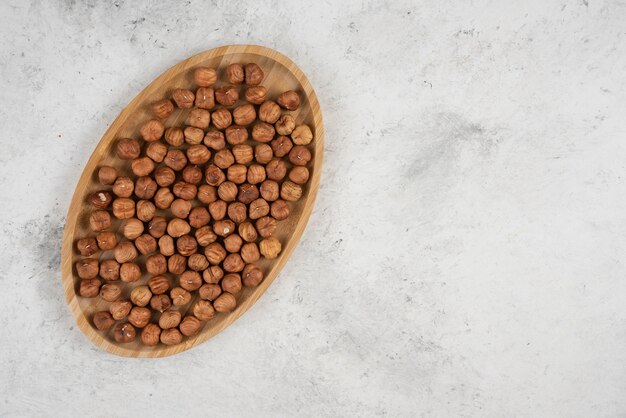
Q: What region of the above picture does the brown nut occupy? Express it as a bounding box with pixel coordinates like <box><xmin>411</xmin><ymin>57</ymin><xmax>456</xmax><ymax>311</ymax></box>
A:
<box><xmin>275</xmin><ymin>114</ymin><xmax>296</xmax><ymax>136</ymax></box>
<box><xmin>159</xmin><ymin>310</ymin><xmax>181</xmax><ymax>329</ymax></box>
<box><xmin>148</xmin><ymin>275</ymin><xmax>170</xmax><ymax>295</ymax></box>
<box><xmin>227</xmin><ymin>164</ymin><xmax>247</xmax><ymax>184</ymax></box>
<box><xmin>252</xmin><ymin>122</ymin><xmax>275</xmax><ymax>143</ymax></box>
<box><xmin>186</xmin><ymin>144</ymin><xmax>211</xmax><ymax>165</ymax></box>
<box><xmin>195</xmin><ymin>225</ymin><xmax>218</xmax><ymax>246</ymax></box>
<box><xmin>184</xmin><ymin>126</ymin><xmax>205</xmax><ymax>145</ymax></box>
<box><xmin>76</xmin><ymin>258</ymin><xmax>99</xmax><ymax>279</ymax></box>
<box><xmin>291</xmin><ymin>124</ymin><xmax>313</xmax><ymax>145</ymax></box>
<box><xmin>259</xmin><ymin>101</ymin><xmax>281</xmax><ymax>124</ymax></box>
<box><xmin>289</xmin><ymin>145</ymin><xmax>312</xmax><ymax>166</ymax></box>
<box><xmin>247</xmin><ymin>164</ymin><xmax>266</xmax><ymax>184</ymax></box>
<box><xmin>173</xmin><ymin>181</ymin><xmax>198</xmax><ymax>200</ymax></box>
<box><xmin>114</xmin><ymin>241</ymin><xmax>137</xmax><ymax>263</ymax></box>
<box><xmin>172</xmin><ymin>88</ymin><xmax>195</xmax><ymax>108</ymax></box>
<box><xmin>98</xmin><ymin>166</ymin><xmax>118</xmax><ymax>185</ymax></box>
<box><xmin>260</xmin><ymin>237</ymin><xmax>282</xmax><ymax>259</ymax></box>
<box><xmin>208</xmin><ymin>200</ymin><xmax>227</xmax><ymax>220</ymax></box>
<box><xmin>193</xmin><ymin>300</ymin><xmax>215</xmax><ymax>320</ymax></box>
<box><xmin>243</xmin><ymin>264</ymin><xmax>264</xmax><ymax>287</ymax></box>
<box><xmin>79</xmin><ymin>278</ymin><xmax>101</xmax><ymax>298</ymax></box>
<box><xmin>223</xmin><ymin>234</ymin><xmax>243</xmax><ymax>253</ymax></box>
<box><xmin>179</xmin><ymin>270</ymin><xmax>202</xmax><ymax>291</ymax></box>
<box><xmin>211</xmin><ymin>107</ymin><xmax>232</xmax><ymax>130</ymax></box>
<box><xmin>135</xmin><ymin>234</ymin><xmax>157</xmax><ymax>255</ymax></box>
<box><xmin>245</xmin><ymin>63</ymin><xmax>264</xmax><ymax>85</ymax></box>
<box><xmin>256</xmin><ymin>216</ymin><xmax>277</xmax><ymax>238</ymax></box>
<box><xmin>152</xmin><ymin>98</ymin><xmax>174</xmax><ymax>119</ymax></box>
<box><xmin>154</xmin><ymin>188</ymin><xmax>174</xmax><ymax>210</ymax></box>
<box><xmin>99</xmin><ymin>259</ymin><xmax>120</xmax><ymax>281</ymax></box>
<box><xmin>226</xmin><ymin>63</ymin><xmax>244</xmax><ymax>84</ymax></box>
<box><xmin>223</xmin><ymin>253</ymin><xmax>244</xmax><ymax>273</ymax></box>
<box><xmin>122</xmin><ymin>218</ymin><xmax>144</xmax><ymax>240</ymax></box>
<box><xmin>233</xmin><ymin>104</ymin><xmax>256</xmax><ymax>126</ymax></box>
<box><xmin>204</xmin><ymin>242</ymin><xmax>227</xmax><ymax>265</ymax></box>
<box><xmin>214</xmin><ymin>292</ymin><xmax>237</xmax><ymax>313</ymax></box>
<box><xmin>203</xmin><ymin>265</ymin><xmax>224</xmax><ymax>284</ymax></box>
<box><xmin>186</xmin><ymin>108</ymin><xmax>211</xmax><ymax>129</ymax></box>
<box><xmin>158</xmin><ymin>235</ymin><xmax>175</xmax><ymax>256</ymax></box>
<box><xmin>146</xmin><ymin>253</ymin><xmax>167</xmax><ymax>275</ymax></box>
<box><xmin>249</xmin><ymin>198</ymin><xmax>270</xmax><ymax>220</ymax></box>
<box><xmin>254</xmin><ymin>143</ymin><xmax>273</xmax><ymax>164</ymax></box>
<box><xmin>155</xmin><ymin>166</ymin><xmax>176</xmax><ymax>187</ymax></box>
<box><xmin>136</xmin><ymin>200</ymin><xmax>156</xmax><ymax>222</ymax></box>
<box><xmin>289</xmin><ymin>166</ymin><xmax>310</xmax><ymax>184</ymax></box>
<box><xmin>237</xmin><ymin>183</ymin><xmax>259</xmax><ymax>204</ymax></box>
<box><xmin>160</xmin><ymin>328</ymin><xmax>183</xmax><ymax>345</ymax></box>
<box><xmin>150</xmin><ymin>294</ymin><xmax>172</xmax><ymax>312</ymax></box>
<box><xmin>171</xmin><ymin>287</ymin><xmax>192</xmax><ymax>306</ymax></box>
<box><xmin>165</xmin><ymin>149</ymin><xmax>188</xmax><ymax>171</ymax></box>
<box><xmin>204</xmin><ymin>129</ymin><xmax>226</xmax><ymax>150</ymax></box>
<box><xmin>128</xmin><ymin>306</ymin><xmax>152</xmax><ymax>328</ymax></box>
<box><xmin>266</xmin><ymin>159</ymin><xmax>287</xmax><ymax>181</ymax></box>
<box><xmin>245</xmin><ymin>86</ymin><xmax>267</xmax><ymax>104</ymax></box>
<box><xmin>277</xmin><ymin>90</ymin><xmax>300</xmax><ymax>110</ymax></box>
<box><xmin>215</xmin><ymin>85</ymin><xmax>239</xmax><ymax>106</ymax></box>
<box><xmin>227</xmin><ymin>202</ymin><xmax>247</xmax><ymax>224</ymax></box>
<box><xmin>97</xmin><ymin>231</ymin><xmax>117</xmax><ymax>250</ymax></box>
<box><xmin>205</xmin><ymin>164</ymin><xmax>226</xmax><ymax>187</ymax></box>
<box><xmin>170</xmin><ymin>199</ymin><xmax>192</xmax><ymax>219</ymax></box>
<box><xmin>182</xmin><ymin>165</ymin><xmax>203</xmax><ymax>184</ymax></box>
<box><xmin>100</xmin><ymin>283</ymin><xmax>122</xmax><ymax>302</ymax></box>
<box><xmin>238</xmin><ymin>222</ymin><xmax>258</xmax><ymax>242</ymax></box>
<box><xmin>77</xmin><ymin>237</ymin><xmax>98</xmax><ymax>257</ymax></box>
<box><xmin>130</xmin><ymin>285</ymin><xmax>152</xmax><ymax>307</ymax></box>
<box><xmin>177</xmin><ymin>235</ymin><xmax>198</xmax><ymax>256</ymax></box>
<box><xmin>140</xmin><ymin>119</ymin><xmax>165</xmax><ymax>142</ymax></box>
<box><xmin>114</xmin><ymin>323</ymin><xmax>136</xmax><ymax>343</ymax></box>
<box><xmin>112</xmin><ymin>198</ymin><xmax>135</xmax><ymax>219</ymax></box>
<box><xmin>241</xmin><ymin>242</ymin><xmax>260</xmax><ymax>263</ymax></box>
<box><xmin>213</xmin><ymin>220</ymin><xmax>236</xmax><ymax>237</ymax></box>
<box><xmin>218</xmin><ymin>181</ymin><xmax>238</xmax><ymax>202</ymax></box>
<box><xmin>93</xmin><ymin>311</ymin><xmax>115</xmax><ymax>330</ymax></box>
<box><xmin>148</xmin><ymin>216</ymin><xmax>167</xmax><ymax>238</ymax></box>
<box><xmin>195</xmin><ymin>87</ymin><xmax>215</xmax><ymax>110</ymax></box>
<box><xmin>189</xmin><ymin>207</ymin><xmax>211</xmax><ymax>228</ymax></box>
<box><xmin>120</xmin><ymin>262</ymin><xmax>141</xmax><ymax>283</ymax></box>
<box><xmin>271</xmin><ymin>135</ymin><xmax>293</xmax><ymax>158</ymax></box>
<box><xmin>179</xmin><ymin>315</ymin><xmax>202</xmax><ymax>337</ymax></box>
<box><xmin>141</xmin><ymin>323</ymin><xmax>161</xmax><ymax>346</ymax></box>
<box><xmin>110</xmin><ymin>300</ymin><xmax>132</xmax><ymax>320</ymax></box>
<box><xmin>116</xmin><ymin>138</ymin><xmax>141</xmax><ymax>160</ymax></box>
<box><xmin>194</xmin><ymin>67</ymin><xmax>217</xmax><ymax>87</ymax></box>
<box><xmin>164</xmin><ymin>127</ymin><xmax>184</xmax><ymax>146</ymax></box>
<box><xmin>225</xmin><ymin>125</ymin><xmax>248</xmax><ymax>145</ymax></box>
<box><xmin>168</xmin><ymin>254</ymin><xmax>187</xmax><ymax>275</ymax></box>
<box><xmin>221</xmin><ymin>273</ymin><xmax>242</xmax><ymax>294</ymax></box>
<box><xmin>112</xmin><ymin>176</ymin><xmax>134</xmax><ymax>198</ymax></box>
<box><xmin>188</xmin><ymin>253</ymin><xmax>209</xmax><ymax>271</ymax></box>
<box><xmin>214</xmin><ymin>149</ymin><xmax>235</xmax><ymax>169</ymax></box>
<box><xmin>89</xmin><ymin>210</ymin><xmax>111</xmax><ymax>232</ymax></box>
<box><xmin>281</xmin><ymin>181</ymin><xmax>303</xmax><ymax>202</ymax></box>
<box><xmin>232</xmin><ymin>144</ymin><xmax>253</xmax><ymax>164</ymax></box>
<box><xmin>260</xmin><ymin>180</ymin><xmax>280</xmax><ymax>201</ymax></box>
<box><xmin>90</xmin><ymin>190</ymin><xmax>113</xmax><ymax>209</ymax></box>
<box><xmin>135</xmin><ymin>176</ymin><xmax>157</xmax><ymax>200</ymax></box>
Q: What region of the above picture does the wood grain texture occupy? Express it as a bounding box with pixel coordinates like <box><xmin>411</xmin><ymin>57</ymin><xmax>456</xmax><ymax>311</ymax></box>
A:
<box><xmin>60</xmin><ymin>45</ymin><xmax>323</xmax><ymax>358</ymax></box>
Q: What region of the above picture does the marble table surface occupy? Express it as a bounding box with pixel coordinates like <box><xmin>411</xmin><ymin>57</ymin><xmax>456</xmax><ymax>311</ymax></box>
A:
<box><xmin>1</xmin><ymin>1</ymin><xmax>625</xmax><ymax>416</ymax></box>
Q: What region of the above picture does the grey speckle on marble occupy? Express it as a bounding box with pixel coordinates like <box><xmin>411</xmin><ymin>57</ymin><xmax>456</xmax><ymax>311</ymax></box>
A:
<box><xmin>1</xmin><ymin>1</ymin><xmax>625</xmax><ymax>417</ymax></box>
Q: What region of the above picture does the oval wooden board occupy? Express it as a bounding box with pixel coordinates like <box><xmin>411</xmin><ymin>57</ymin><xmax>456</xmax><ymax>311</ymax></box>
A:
<box><xmin>61</xmin><ymin>45</ymin><xmax>323</xmax><ymax>357</ymax></box>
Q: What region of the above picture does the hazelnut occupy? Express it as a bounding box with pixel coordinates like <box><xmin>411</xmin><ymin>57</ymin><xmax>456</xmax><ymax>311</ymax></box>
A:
<box><xmin>226</xmin><ymin>63</ymin><xmax>244</xmax><ymax>84</ymax></box>
<box><xmin>281</xmin><ymin>181</ymin><xmax>303</xmax><ymax>202</ymax></box>
<box><xmin>158</xmin><ymin>235</ymin><xmax>175</xmax><ymax>256</ymax></box>
<box><xmin>227</xmin><ymin>164</ymin><xmax>247</xmax><ymax>184</ymax></box>
<box><xmin>249</xmin><ymin>198</ymin><xmax>270</xmax><ymax>220</ymax></box>
<box><xmin>238</xmin><ymin>222</ymin><xmax>258</xmax><ymax>242</ymax></box>
<box><xmin>237</xmin><ymin>183</ymin><xmax>259</xmax><ymax>204</ymax></box>
<box><xmin>79</xmin><ymin>278</ymin><xmax>101</xmax><ymax>298</ymax></box>
<box><xmin>291</xmin><ymin>124</ymin><xmax>313</xmax><ymax>145</ymax></box>
<box><xmin>134</xmin><ymin>176</ymin><xmax>157</xmax><ymax>200</ymax></box>
<box><xmin>271</xmin><ymin>135</ymin><xmax>293</xmax><ymax>157</ymax></box>
<box><xmin>211</xmin><ymin>108</ymin><xmax>232</xmax><ymax>130</ymax></box>
<box><xmin>109</xmin><ymin>300</ymin><xmax>132</xmax><ymax>320</ymax></box>
<box><xmin>195</xmin><ymin>225</ymin><xmax>218</xmax><ymax>246</ymax></box>
<box><xmin>164</xmin><ymin>149</ymin><xmax>188</xmax><ymax>171</ymax></box>
<box><xmin>223</xmin><ymin>253</ymin><xmax>244</xmax><ymax>273</ymax></box>
<box><xmin>194</xmin><ymin>67</ymin><xmax>217</xmax><ymax>87</ymax></box>
<box><xmin>215</xmin><ymin>85</ymin><xmax>239</xmax><ymax>106</ymax></box>
<box><xmin>289</xmin><ymin>166</ymin><xmax>310</xmax><ymax>184</ymax></box>
<box><xmin>260</xmin><ymin>180</ymin><xmax>280</xmax><ymax>201</ymax></box>
<box><xmin>218</xmin><ymin>181</ymin><xmax>238</xmax><ymax>201</ymax></box>
<box><xmin>247</xmin><ymin>164</ymin><xmax>266</xmax><ymax>184</ymax></box>
<box><xmin>195</xmin><ymin>87</ymin><xmax>215</xmax><ymax>110</ymax></box>
<box><xmin>233</xmin><ymin>104</ymin><xmax>256</xmax><ymax>126</ymax></box>
<box><xmin>204</xmin><ymin>129</ymin><xmax>226</xmax><ymax>150</ymax></box>
<box><xmin>89</xmin><ymin>210</ymin><xmax>111</xmax><ymax>232</ymax></box>
<box><xmin>114</xmin><ymin>241</ymin><xmax>137</xmax><ymax>263</ymax></box>
<box><xmin>186</xmin><ymin>108</ymin><xmax>211</xmax><ymax>129</ymax></box>
<box><xmin>289</xmin><ymin>145</ymin><xmax>312</xmax><ymax>166</ymax></box>
<box><xmin>96</xmin><ymin>231</ymin><xmax>117</xmax><ymax>250</ymax></box>
<box><xmin>245</xmin><ymin>86</ymin><xmax>267</xmax><ymax>104</ymax></box>
<box><xmin>184</xmin><ymin>126</ymin><xmax>204</xmax><ymax>145</ymax></box>
<box><xmin>173</xmin><ymin>181</ymin><xmax>198</xmax><ymax>200</ymax></box>
<box><xmin>179</xmin><ymin>316</ymin><xmax>202</xmax><ymax>337</ymax></box>
<box><xmin>189</xmin><ymin>207</ymin><xmax>211</xmax><ymax>228</ymax></box>
<box><xmin>182</xmin><ymin>165</ymin><xmax>203</xmax><ymax>184</ymax></box>
<box><xmin>152</xmin><ymin>99</ymin><xmax>174</xmax><ymax>119</ymax></box>
<box><xmin>77</xmin><ymin>237</ymin><xmax>98</xmax><ymax>257</ymax></box>
<box><xmin>114</xmin><ymin>323</ymin><xmax>136</xmax><ymax>343</ymax></box>
<box><xmin>122</xmin><ymin>218</ymin><xmax>144</xmax><ymax>240</ymax></box>
<box><xmin>155</xmin><ymin>166</ymin><xmax>176</xmax><ymax>187</ymax></box>
<box><xmin>214</xmin><ymin>292</ymin><xmax>237</xmax><ymax>313</ymax></box>
<box><xmin>93</xmin><ymin>311</ymin><xmax>115</xmax><ymax>330</ymax></box>
<box><xmin>148</xmin><ymin>216</ymin><xmax>167</xmax><ymax>238</ymax></box>
<box><xmin>177</xmin><ymin>235</ymin><xmax>198</xmax><ymax>256</ymax></box>
<box><xmin>154</xmin><ymin>187</ymin><xmax>174</xmax><ymax>209</ymax></box>
<box><xmin>188</xmin><ymin>253</ymin><xmax>209</xmax><ymax>271</ymax></box>
<box><xmin>112</xmin><ymin>198</ymin><xmax>135</xmax><ymax>219</ymax></box>
<box><xmin>214</xmin><ymin>149</ymin><xmax>235</xmax><ymax>169</ymax></box>
<box><xmin>128</xmin><ymin>306</ymin><xmax>152</xmax><ymax>328</ymax></box>
<box><xmin>277</xmin><ymin>90</ymin><xmax>300</xmax><ymax>110</ymax></box>
<box><xmin>213</xmin><ymin>220</ymin><xmax>235</xmax><ymax>237</ymax></box>
<box><xmin>146</xmin><ymin>253</ymin><xmax>167</xmax><ymax>275</ymax></box>
<box><xmin>260</xmin><ymin>237</ymin><xmax>282</xmax><ymax>259</ymax></box>
<box><xmin>171</xmin><ymin>287</ymin><xmax>192</xmax><ymax>306</ymax></box>
<box><xmin>241</xmin><ymin>242</ymin><xmax>260</xmax><ymax>263</ymax></box>
<box><xmin>193</xmin><ymin>300</ymin><xmax>215</xmax><ymax>320</ymax></box>
<box><xmin>179</xmin><ymin>270</ymin><xmax>202</xmax><ymax>291</ymax></box>
<box><xmin>140</xmin><ymin>119</ymin><xmax>165</xmax><ymax>142</ymax></box>
<box><xmin>165</xmin><ymin>127</ymin><xmax>184</xmax><ymax>146</ymax></box>
<box><xmin>232</xmin><ymin>144</ymin><xmax>253</xmax><ymax>164</ymax></box>
<box><xmin>256</xmin><ymin>216</ymin><xmax>277</xmax><ymax>238</ymax></box>
<box><xmin>227</xmin><ymin>202</ymin><xmax>247</xmax><ymax>224</ymax></box>
<box><xmin>98</xmin><ymin>166</ymin><xmax>118</xmax><ymax>185</ymax></box>
<box><xmin>100</xmin><ymin>283</ymin><xmax>122</xmax><ymax>302</ymax></box>
<box><xmin>131</xmin><ymin>285</ymin><xmax>152</xmax><ymax>307</ymax></box>
<box><xmin>172</xmin><ymin>88</ymin><xmax>195</xmax><ymax>108</ymax></box>
<box><xmin>225</xmin><ymin>125</ymin><xmax>248</xmax><ymax>145</ymax></box>
<box><xmin>224</xmin><ymin>233</ymin><xmax>243</xmax><ymax>253</ymax></box>
<box><xmin>160</xmin><ymin>328</ymin><xmax>183</xmax><ymax>345</ymax></box>
<box><xmin>116</xmin><ymin>138</ymin><xmax>141</xmax><ymax>160</ymax></box>
<box><xmin>204</xmin><ymin>242</ymin><xmax>227</xmax><ymax>265</ymax></box>
<box><xmin>159</xmin><ymin>310</ymin><xmax>181</xmax><ymax>329</ymax></box>
<box><xmin>187</xmin><ymin>144</ymin><xmax>211</xmax><ymax>165</ymax></box>
<box><xmin>99</xmin><ymin>259</ymin><xmax>120</xmax><ymax>281</ymax></box>
<box><xmin>168</xmin><ymin>254</ymin><xmax>187</xmax><ymax>275</ymax></box>
<box><xmin>203</xmin><ymin>265</ymin><xmax>224</xmax><ymax>284</ymax></box>
<box><xmin>76</xmin><ymin>258</ymin><xmax>99</xmax><ymax>279</ymax></box>
<box><xmin>112</xmin><ymin>176</ymin><xmax>134</xmax><ymax>197</ymax></box>
<box><xmin>255</xmin><ymin>143</ymin><xmax>273</xmax><ymax>164</ymax></box>
<box><xmin>205</xmin><ymin>164</ymin><xmax>226</xmax><ymax>187</ymax></box>
<box><xmin>120</xmin><ymin>262</ymin><xmax>141</xmax><ymax>282</ymax></box>
<box><xmin>150</xmin><ymin>294</ymin><xmax>172</xmax><ymax>312</ymax></box>
<box><xmin>136</xmin><ymin>200</ymin><xmax>156</xmax><ymax>222</ymax></box>
<box><xmin>90</xmin><ymin>190</ymin><xmax>113</xmax><ymax>209</ymax></box>
<box><xmin>245</xmin><ymin>63</ymin><xmax>264</xmax><ymax>85</ymax></box>
<box><xmin>275</xmin><ymin>114</ymin><xmax>295</xmax><ymax>136</ymax></box>
<box><xmin>243</xmin><ymin>264</ymin><xmax>264</xmax><ymax>287</ymax></box>
<box><xmin>208</xmin><ymin>200</ymin><xmax>227</xmax><ymax>220</ymax></box>
<box><xmin>148</xmin><ymin>275</ymin><xmax>170</xmax><ymax>295</ymax></box>
<box><xmin>221</xmin><ymin>273</ymin><xmax>242</xmax><ymax>294</ymax></box>
<box><xmin>259</xmin><ymin>101</ymin><xmax>281</xmax><ymax>124</ymax></box>
<box><xmin>266</xmin><ymin>159</ymin><xmax>287</xmax><ymax>181</ymax></box>
<box><xmin>141</xmin><ymin>323</ymin><xmax>161</xmax><ymax>346</ymax></box>
<box><xmin>252</xmin><ymin>122</ymin><xmax>275</xmax><ymax>143</ymax></box>
<box><xmin>170</xmin><ymin>198</ymin><xmax>192</xmax><ymax>218</ymax></box>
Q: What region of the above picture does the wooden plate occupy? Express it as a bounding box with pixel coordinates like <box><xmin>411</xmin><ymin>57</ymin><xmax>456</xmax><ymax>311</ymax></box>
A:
<box><xmin>60</xmin><ymin>45</ymin><xmax>323</xmax><ymax>357</ymax></box>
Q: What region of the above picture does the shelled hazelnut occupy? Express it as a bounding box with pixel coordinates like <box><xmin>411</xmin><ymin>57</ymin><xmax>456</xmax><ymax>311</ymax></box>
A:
<box><xmin>179</xmin><ymin>316</ymin><xmax>202</xmax><ymax>337</ymax></box>
<box><xmin>194</xmin><ymin>67</ymin><xmax>217</xmax><ymax>87</ymax></box>
<box><xmin>99</xmin><ymin>259</ymin><xmax>120</xmax><ymax>281</ymax></box>
<box><xmin>110</xmin><ymin>300</ymin><xmax>132</xmax><ymax>320</ymax></box>
<box><xmin>98</xmin><ymin>166</ymin><xmax>118</xmax><ymax>185</ymax></box>
<box><xmin>114</xmin><ymin>323</ymin><xmax>136</xmax><ymax>343</ymax></box>
<box><xmin>277</xmin><ymin>90</ymin><xmax>300</xmax><ymax>111</ymax></box>
<box><xmin>212</xmin><ymin>108</ymin><xmax>232</xmax><ymax>130</ymax></box>
<box><xmin>160</xmin><ymin>328</ymin><xmax>182</xmax><ymax>345</ymax></box>
<box><xmin>77</xmin><ymin>237</ymin><xmax>98</xmax><ymax>257</ymax></box>
<box><xmin>259</xmin><ymin>101</ymin><xmax>281</xmax><ymax>124</ymax></box>
<box><xmin>89</xmin><ymin>210</ymin><xmax>111</xmax><ymax>232</ymax></box>
<box><xmin>214</xmin><ymin>292</ymin><xmax>236</xmax><ymax>313</ymax></box>
<box><xmin>193</xmin><ymin>300</ymin><xmax>215</xmax><ymax>320</ymax></box>
<box><xmin>165</xmin><ymin>127</ymin><xmax>184</xmax><ymax>147</ymax></box>
<box><xmin>120</xmin><ymin>262</ymin><xmax>141</xmax><ymax>282</ymax></box>
<box><xmin>140</xmin><ymin>119</ymin><xmax>164</xmax><ymax>142</ymax></box>
<box><xmin>270</xmin><ymin>200</ymin><xmax>290</xmax><ymax>220</ymax></box>
<box><xmin>259</xmin><ymin>237</ymin><xmax>282</xmax><ymax>259</ymax></box>
<box><xmin>245</xmin><ymin>86</ymin><xmax>267</xmax><ymax>104</ymax></box>
<box><xmin>90</xmin><ymin>190</ymin><xmax>113</xmax><ymax>209</ymax></box>
<box><xmin>275</xmin><ymin>114</ymin><xmax>295</xmax><ymax>135</ymax></box>
<box><xmin>150</xmin><ymin>294</ymin><xmax>172</xmax><ymax>312</ymax></box>
<box><xmin>141</xmin><ymin>323</ymin><xmax>161</xmax><ymax>346</ymax></box>
<box><xmin>195</xmin><ymin>87</ymin><xmax>215</xmax><ymax>110</ymax></box>
<box><xmin>215</xmin><ymin>86</ymin><xmax>239</xmax><ymax>106</ymax></box>
<box><xmin>131</xmin><ymin>285</ymin><xmax>152</xmax><ymax>307</ymax></box>
<box><xmin>152</xmin><ymin>99</ymin><xmax>174</xmax><ymax>119</ymax></box>
<box><xmin>100</xmin><ymin>283</ymin><xmax>122</xmax><ymax>302</ymax></box>
<box><xmin>96</xmin><ymin>231</ymin><xmax>117</xmax><ymax>250</ymax></box>
<box><xmin>93</xmin><ymin>311</ymin><xmax>115</xmax><ymax>330</ymax></box>
<box><xmin>117</xmin><ymin>138</ymin><xmax>141</xmax><ymax>160</ymax></box>
<box><xmin>204</xmin><ymin>130</ymin><xmax>225</xmax><ymax>150</ymax></box>
<box><xmin>172</xmin><ymin>88</ymin><xmax>195</xmax><ymax>108</ymax></box>
<box><xmin>245</xmin><ymin>63</ymin><xmax>264</xmax><ymax>85</ymax></box>
<box><xmin>226</xmin><ymin>63</ymin><xmax>244</xmax><ymax>84</ymax></box>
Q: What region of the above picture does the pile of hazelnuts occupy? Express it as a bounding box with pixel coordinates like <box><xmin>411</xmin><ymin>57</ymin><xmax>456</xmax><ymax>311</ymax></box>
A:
<box><xmin>74</xmin><ymin>62</ymin><xmax>313</xmax><ymax>346</ymax></box>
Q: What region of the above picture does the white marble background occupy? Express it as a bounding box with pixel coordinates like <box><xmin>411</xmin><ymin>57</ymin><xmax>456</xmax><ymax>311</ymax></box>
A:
<box><xmin>1</xmin><ymin>0</ymin><xmax>625</xmax><ymax>416</ymax></box>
